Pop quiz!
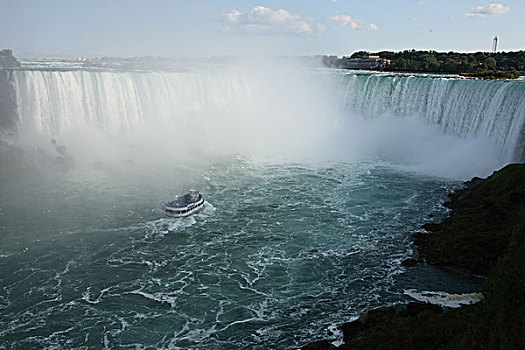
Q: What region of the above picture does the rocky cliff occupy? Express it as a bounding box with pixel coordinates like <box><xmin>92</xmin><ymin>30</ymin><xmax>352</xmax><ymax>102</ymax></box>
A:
<box><xmin>0</xmin><ymin>49</ymin><xmax>21</xmax><ymax>68</ymax></box>
<box><xmin>303</xmin><ymin>163</ymin><xmax>525</xmax><ymax>350</ymax></box>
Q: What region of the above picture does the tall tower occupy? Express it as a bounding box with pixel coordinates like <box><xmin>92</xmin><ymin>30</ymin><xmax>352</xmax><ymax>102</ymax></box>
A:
<box><xmin>492</xmin><ymin>36</ymin><xmax>498</xmax><ymax>53</ymax></box>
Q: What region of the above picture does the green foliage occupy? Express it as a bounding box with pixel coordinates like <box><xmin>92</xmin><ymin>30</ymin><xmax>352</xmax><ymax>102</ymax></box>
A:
<box><xmin>461</xmin><ymin>69</ymin><xmax>519</xmax><ymax>80</ymax></box>
<box><xmin>325</xmin><ymin>50</ymin><xmax>525</xmax><ymax>79</ymax></box>
<box><xmin>350</xmin><ymin>51</ymin><xmax>370</xmax><ymax>59</ymax></box>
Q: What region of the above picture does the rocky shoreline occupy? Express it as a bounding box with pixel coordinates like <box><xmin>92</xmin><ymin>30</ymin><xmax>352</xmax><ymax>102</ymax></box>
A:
<box><xmin>303</xmin><ymin>163</ymin><xmax>525</xmax><ymax>350</ymax></box>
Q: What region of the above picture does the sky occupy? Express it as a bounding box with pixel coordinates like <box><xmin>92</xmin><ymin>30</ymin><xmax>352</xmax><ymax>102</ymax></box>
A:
<box><xmin>0</xmin><ymin>0</ymin><xmax>523</xmax><ymax>58</ymax></box>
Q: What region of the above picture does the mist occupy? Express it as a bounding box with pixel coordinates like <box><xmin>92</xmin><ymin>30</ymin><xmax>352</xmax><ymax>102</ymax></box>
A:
<box><xmin>2</xmin><ymin>58</ymin><xmax>509</xmax><ymax>182</ymax></box>
<box><xmin>9</xmin><ymin>59</ymin><xmax>340</xmax><ymax>168</ymax></box>
<box><xmin>330</xmin><ymin>115</ymin><xmax>504</xmax><ymax>179</ymax></box>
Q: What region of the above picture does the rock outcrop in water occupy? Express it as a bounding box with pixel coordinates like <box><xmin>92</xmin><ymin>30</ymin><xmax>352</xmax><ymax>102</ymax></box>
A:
<box><xmin>0</xmin><ymin>70</ymin><xmax>18</xmax><ymax>133</ymax></box>
<box><xmin>0</xmin><ymin>49</ymin><xmax>21</xmax><ymax>69</ymax></box>
<box><xmin>0</xmin><ymin>140</ymin><xmax>74</xmax><ymax>182</ymax></box>
<box><xmin>0</xmin><ymin>49</ymin><xmax>19</xmax><ymax>134</ymax></box>
<box><xmin>303</xmin><ymin>163</ymin><xmax>525</xmax><ymax>350</ymax></box>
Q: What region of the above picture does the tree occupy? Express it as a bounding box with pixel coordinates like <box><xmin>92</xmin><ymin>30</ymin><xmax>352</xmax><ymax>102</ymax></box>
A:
<box><xmin>484</xmin><ymin>57</ymin><xmax>497</xmax><ymax>69</ymax></box>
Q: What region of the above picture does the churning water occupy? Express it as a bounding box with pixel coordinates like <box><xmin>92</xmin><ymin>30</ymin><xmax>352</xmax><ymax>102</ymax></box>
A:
<box><xmin>1</xmin><ymin>61</ymin><xmax>523</xmax><ymax>348</ymax></box>
<box><xmin>1</xmin><ymin>158</ymin><xmax>482</xmax><ymax>349</ymax></box>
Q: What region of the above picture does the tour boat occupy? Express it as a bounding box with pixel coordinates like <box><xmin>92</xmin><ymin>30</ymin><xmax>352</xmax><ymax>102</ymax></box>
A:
<box><xmin>165</xmin><ymin>190</ymin><xmax>204</xmax><ymax>217</ymax></box>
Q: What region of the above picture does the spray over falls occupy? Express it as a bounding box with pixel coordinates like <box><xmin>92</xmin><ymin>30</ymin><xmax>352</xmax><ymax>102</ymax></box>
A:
<box><xmin>2</xmin><ymin>67</ymin><xmax>524</xmax><ymax>174</ymax></box>
<box><xmin>336</xmin><ymin>73</ymin><xmax>525</xmax><ymax>162</ymax></box>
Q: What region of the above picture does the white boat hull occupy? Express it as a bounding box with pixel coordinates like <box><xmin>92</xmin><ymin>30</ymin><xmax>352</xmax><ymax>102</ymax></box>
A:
<box><xmin>165</xmin><ymin>198</ymin><xmax>205</xmax><ymax>217</ymax></box>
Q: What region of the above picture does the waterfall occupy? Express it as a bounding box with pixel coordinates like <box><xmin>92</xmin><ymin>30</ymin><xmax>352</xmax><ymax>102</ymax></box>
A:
<box><xmin>11</xmin><ymin>69</ymin><xmax>251</xmax><ymax>135</ymax></box>
<box><xmin>1</xmin><ymin>68</ymin><xmax>524</xmax><ymax>163</ymax></box>
<box><xmin>4</xmin><ymin>66</ymin><xmax>341</xmax><ymax>161</ymax></box>
<box><xmin>337</xmin><ymin>72</ymin><xmax>525</xmax><ymax>162</ymax></box>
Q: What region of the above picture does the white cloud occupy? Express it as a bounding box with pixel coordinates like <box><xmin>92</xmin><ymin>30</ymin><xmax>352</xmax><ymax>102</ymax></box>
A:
<box><xmin>330</xmin><ymin>15</ymin><xmax>379</xmax><ymax>31</ymax></box>
<box><xmin>224</xmin><ymin>9</ymin><xmax>242</xmax><ymax>24</ymax></box>
<box><xmin>316</xmin><ymin>23</ymin><xmax>327</xmax><ymax>35</ymax></box>
<box><xmin>223</xmin><ymin>6</ymin><xmax>324</xmax><ymax>35</ymax></box>
<box><xmin>465</xmin><ymin>3</ymin><xmax>510</xmax><ymax>18</ymax></box>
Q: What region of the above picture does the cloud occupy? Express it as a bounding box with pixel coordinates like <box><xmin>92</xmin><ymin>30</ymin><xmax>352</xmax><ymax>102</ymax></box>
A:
<box><xmin>465</xmin><ymin>3</ymin><xmax>510</xmax><ymax>18</ymax></box>
<box><xmin>223</xmin><ymin>6</ymin><xmax>324</xmax><ymax>35</ymax></box>
<box><xmin>330</xmin><ymin>15</ymin><xmax>379</xmax><ymax>31</ymax></box>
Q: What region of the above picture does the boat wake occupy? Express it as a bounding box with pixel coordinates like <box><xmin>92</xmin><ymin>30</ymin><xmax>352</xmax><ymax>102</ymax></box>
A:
<box><xmin>148</xmin><ymin>201</ymin><xmax>216</xmax><ymax>236</ymax></box>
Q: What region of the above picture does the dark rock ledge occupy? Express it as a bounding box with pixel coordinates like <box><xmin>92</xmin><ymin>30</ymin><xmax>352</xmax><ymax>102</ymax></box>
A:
<box><xmin>302</xmin><ymin>164</ymin><xmax>525</xmax><ymax>350</ymax></box>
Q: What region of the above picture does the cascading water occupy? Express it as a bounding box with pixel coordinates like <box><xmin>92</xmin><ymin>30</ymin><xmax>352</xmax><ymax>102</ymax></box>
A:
<box><xmin>336</xmin><ymin>72</ymin><xmax>525</xmax><ymax>162</ymax></box>
<box><xmin>3</xmin><ymin>68</ymin><xmax>524</xmax><ymax>165</ymax></box>
<box><xmin>12</xmin><ymin>70</ymin><xmax>251</xmax><ymax>135</ymax></box>
<box><xmin>6</xmin><ymin>66</ymin><xmax>342</xmax><ymax>164</ymax></box>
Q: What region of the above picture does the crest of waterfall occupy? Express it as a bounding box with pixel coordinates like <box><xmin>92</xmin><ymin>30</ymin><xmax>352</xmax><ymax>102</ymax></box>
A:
<box><xmin>12</xmin><ymin>69</ymin><xmax>251</xmax><ymax>135</ymax></box>
<box><xmin>336</xmin><ymin>72</ymin><xmax>525</xmax><ymax>162</ymax></box>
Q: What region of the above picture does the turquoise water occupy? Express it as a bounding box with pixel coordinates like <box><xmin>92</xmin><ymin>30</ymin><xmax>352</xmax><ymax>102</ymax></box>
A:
<box><xmin>2</xmin><ymin>64</ymin><xmax>507</xmax><ymax>348</ymax></box>
<box><xmin>0</xmin><ymin>157</ymin><xmax>481</xmax><ymax>349</ymax></box>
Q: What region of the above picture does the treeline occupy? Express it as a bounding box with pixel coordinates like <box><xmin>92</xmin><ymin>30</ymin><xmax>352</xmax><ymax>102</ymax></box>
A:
<box><xmin>329</xmin><ymin>50</ymin><xmax>525</xmax><ymax>79</ymax></box>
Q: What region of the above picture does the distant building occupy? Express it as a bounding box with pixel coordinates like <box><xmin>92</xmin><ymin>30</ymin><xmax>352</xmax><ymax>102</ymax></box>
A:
<box><xmin>341</xmin><ymin>56</ymin><xmax>391</xmax><ymax>70</ymax></box>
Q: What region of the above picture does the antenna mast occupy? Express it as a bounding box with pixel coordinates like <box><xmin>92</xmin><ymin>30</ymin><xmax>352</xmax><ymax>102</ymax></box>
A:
<box><xmin>492</xmin><ymin>36</ymin><xmax>498</xmax><ymax>53</ymax></box>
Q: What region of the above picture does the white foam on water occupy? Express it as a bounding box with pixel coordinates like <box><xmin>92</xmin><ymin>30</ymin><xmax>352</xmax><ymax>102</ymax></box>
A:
<box><xmin>0</xmin><ymin>155</ymin><xmax>485</xmax><ymax>349</ymax></box>
<box><xmin>128</xmin><ymin>289</ymin><xmax>178</xmax><ymax>308</ymax></box>
<box><xmin>81</xmin><ymin>286</ymin><xmax>114</xmax><ymax>305</ymax></box>
<box><xmin>328</xmin><ymin>323</ymin><xmax>345</xmax><ymax>347</ymax></box>
<box><xmin>404</xmin><ymin>289</ymin><xmax>484</xmax><ymax>308</ymax></box>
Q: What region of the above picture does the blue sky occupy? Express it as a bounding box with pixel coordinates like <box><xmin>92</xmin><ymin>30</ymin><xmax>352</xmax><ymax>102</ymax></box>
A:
<box><xmin>0</xmin><ymin>0</ymin><xmax>523</xmax><ymax>58</ymax></box>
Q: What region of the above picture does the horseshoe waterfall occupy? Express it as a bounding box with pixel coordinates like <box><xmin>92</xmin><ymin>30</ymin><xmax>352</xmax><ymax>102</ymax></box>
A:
<box><xmin>1</xmin><ymin>63</ymin><xmax>524</xmax><ymax>349</ymax></box>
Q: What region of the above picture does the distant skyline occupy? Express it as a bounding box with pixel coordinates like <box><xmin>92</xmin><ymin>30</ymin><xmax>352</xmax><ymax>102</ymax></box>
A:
<box><xmin>0</xmin><ymin>0</ymin><xmax>523</xmax><ymax>58</ymax></box>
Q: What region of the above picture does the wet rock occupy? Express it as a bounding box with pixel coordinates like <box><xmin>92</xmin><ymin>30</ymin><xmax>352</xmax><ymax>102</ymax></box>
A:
<box><xmin>464</xmin><ymin>176</ymin><xmax>483</xmax><ymax>190</ymax></box>
<box><xmin>412</xmin><ymin>232</ymin><xmax>429</xmax><ymax>252</ymax></box>
<box><xmin>400</xmin><ymin>302</ymin><xmax>443</xmax><ymax>317</ymax></box>
<box><xmin>421</xmin><ymin>223</ymin><xmax>441</xmax><ymax>232</ymax></box>
<box><xmin>438</xmin><ymin>265</ymin><xmax>475</xmax><ymax>279</ymax></box>
<box><xmin>401</xmin><ymin>258</ymin><xmax>418</xmax><ymax>266</ymax></box>
<box><xmin>301</xmin><ymin>340</ymin><xmax>337</xmax><ymax>350</ymax></box>
<box><xmin>341</xmin><ymin>318</ymin><xmax>366</xmax><ymax>342</ymax></box>
<box><xmin>368</xmin><ymin>306</ymin><xmax>396</xmax><ymax>316</ymax></box>
<box><xmin>341</xmin><ymin>307</ymin><xmax>396</xmax><ymax>342</ymax></box>
<box><xmin>442</xmin><ymin>200</ymin><xmax>453</xmax><ymax>208</ymax></box>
